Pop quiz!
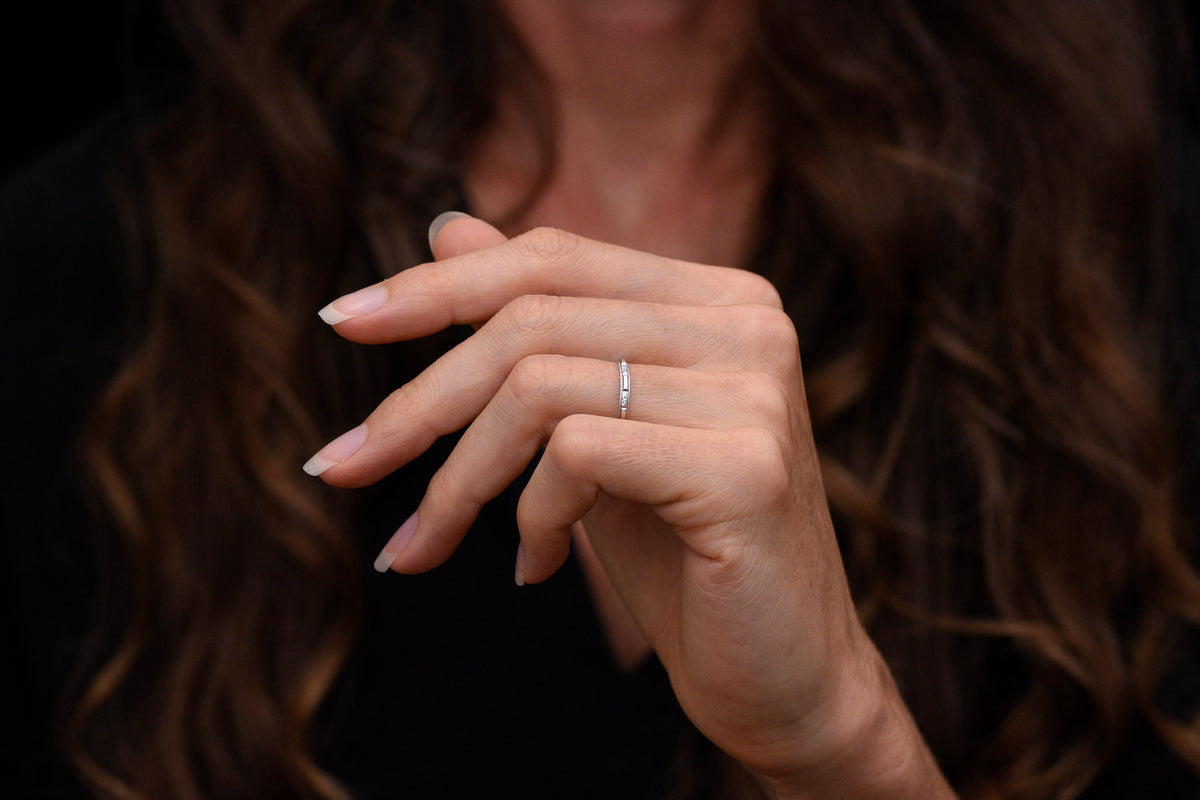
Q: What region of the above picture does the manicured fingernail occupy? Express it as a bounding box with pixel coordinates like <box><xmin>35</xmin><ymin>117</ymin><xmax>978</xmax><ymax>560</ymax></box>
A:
<box><xmin>375</xmin><ymin>512</ymin><xmax>419</xmax><ymax>573</ymax></box>
<box><xmin>302</xmin><ymin>424</ymin><xmax>367</xmax><ymax>476</ymax></box>
<box><xmin>428</xmin><ymin>210</ymin><xmax>472</xmax><ymax>252</ymax></box>
<box><xmin>318</xmin><ymin>284</ymin><xmax>387</xmax><ymax>324</ymax></box>
<box><xmin>514</xmin><ymin>543</ymin><xmax>527</xmax><ymax>587</ymax></box>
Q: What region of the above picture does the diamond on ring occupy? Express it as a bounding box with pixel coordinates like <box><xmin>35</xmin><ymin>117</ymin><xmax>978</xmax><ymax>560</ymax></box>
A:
<box><xmin>618</xmin><ymin>360</ymin><xmax>630</xmax><ymax>420</ymax></box>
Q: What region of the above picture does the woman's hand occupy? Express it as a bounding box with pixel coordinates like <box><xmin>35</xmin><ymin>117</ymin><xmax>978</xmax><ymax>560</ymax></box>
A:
<box><xmin>306</xmin><ymin>214</ymin><xmax>954</xmax><ymax>799</ymax></box>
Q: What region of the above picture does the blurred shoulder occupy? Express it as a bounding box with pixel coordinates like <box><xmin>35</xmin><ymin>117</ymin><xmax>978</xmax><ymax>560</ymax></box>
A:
<box><xmin>0</xmin><ymin>106</ymin><xmax>146</xmax><ymax>479</ymax></box>
<box><xmin>0</xmin><ymin>105</ymin><xmax>137</xmax><ymax>304</ymax></box>
<box><xmin>0</xmin><ymin>107</ymin><xmax>146</xmax><ymax>797</ymax></box>
<box><xmin>0</xmin><ymin>103</ymin><xmax>138</xmax><ymax>231</ymax></box>
<box><xmin>0</xmin><ymin>103</ymin><xmax>151</xmax><ymax>385</ymax></box>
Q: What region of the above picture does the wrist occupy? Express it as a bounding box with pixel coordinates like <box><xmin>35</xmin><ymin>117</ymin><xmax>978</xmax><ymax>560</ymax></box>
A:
<box><xmin>753</xmin><ymin>632</ymin><xmax>957</xmax><ymax>800</ymax></box>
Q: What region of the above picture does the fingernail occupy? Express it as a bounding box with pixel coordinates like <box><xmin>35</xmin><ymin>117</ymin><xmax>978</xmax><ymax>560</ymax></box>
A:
<box><xmin>428</xmin><ymin>210</ymin><xmax>472</xmax><ymax>252</ymax></box>
<box><xmin>302</xmin><ymin>424</ymin><xmax>367</xmax><ymax>476</ymax></box>
<box><xmin>375</xmin><ymin>512</ymin><xmax>419</xmax><ymax>573</ymax></box>
<box><xmin>318</xmin><ymin>284</ymin><xmax>387</xmax><ymax>324</ymax></box>
<box><xmin>514</xmin><ymin>543</ymin><xmax>526</xmax><ymax>587</ymax></box>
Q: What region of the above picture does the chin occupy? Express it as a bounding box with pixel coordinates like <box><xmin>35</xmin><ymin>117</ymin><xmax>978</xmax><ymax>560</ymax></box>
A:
<box><xmin>558</xmin><ymin>0</ymin><xmax>707</xmax><ymax>34</ymax></box>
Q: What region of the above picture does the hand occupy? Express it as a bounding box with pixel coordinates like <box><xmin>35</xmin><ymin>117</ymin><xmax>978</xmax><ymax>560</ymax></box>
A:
<box><xmin>307</xmin><ymin>214</ymin><xmax>954</xmax><ymax>798</ymax></box>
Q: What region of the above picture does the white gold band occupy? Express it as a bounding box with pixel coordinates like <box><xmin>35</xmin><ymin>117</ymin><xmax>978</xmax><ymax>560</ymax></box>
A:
<box><xmin>617</xmin><ymin>360</ymin><xmax>630</xmax><ymax>420</ymax></box>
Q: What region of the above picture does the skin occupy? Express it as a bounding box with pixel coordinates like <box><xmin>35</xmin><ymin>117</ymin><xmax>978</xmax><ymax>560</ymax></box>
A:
<box><xmin>467</xmin><ymin>0</ymin><xmax>774</xmax><ymax>671</ymax></box>
<box><xmin>306</xmin><ymin>2</ymin><xmax>959</xmax><ymax>797</ymax></box>
<box><xmin>467</xmin><ymin>0</ymin><xmax>770</xmax><ymax>266</ymax></box>
<box><xmin>308</xmin><ymin>219</ymin><xmax>955</xmax><ymax>799</ymax></box>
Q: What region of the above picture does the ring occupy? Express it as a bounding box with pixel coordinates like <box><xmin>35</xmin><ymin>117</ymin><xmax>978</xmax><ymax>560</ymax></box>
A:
<box><xmin>617</xmin><ymin>360</ymin><xmax>630</xmax><ymax>420</ymax></box>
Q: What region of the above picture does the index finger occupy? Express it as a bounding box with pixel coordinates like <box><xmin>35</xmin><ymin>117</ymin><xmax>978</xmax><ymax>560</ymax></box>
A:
<box><xmin>319</xmin><ymin>219</ymin><xmax>783</xmax><ymax>345</ymax></box>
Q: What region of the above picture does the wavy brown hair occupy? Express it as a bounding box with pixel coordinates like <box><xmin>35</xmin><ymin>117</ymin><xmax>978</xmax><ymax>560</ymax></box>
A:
<box><xmin>69</xmin><ymin>1</ymin><xmax>1200</xmax><ymax>798</ymax></box>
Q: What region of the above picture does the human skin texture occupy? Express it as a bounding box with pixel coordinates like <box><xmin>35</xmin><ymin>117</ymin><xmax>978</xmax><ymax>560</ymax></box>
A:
<box><xmin>306</xmin><ymin>214</ymin><xmax>957</xmax><ymax>799</ymax></box>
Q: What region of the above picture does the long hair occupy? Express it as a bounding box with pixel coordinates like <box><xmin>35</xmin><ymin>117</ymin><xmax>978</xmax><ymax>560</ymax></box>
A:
<box><xmin>70</xmin><ymin>1</ymin><xmax>1200</xmax><ymax>798</ymax></box>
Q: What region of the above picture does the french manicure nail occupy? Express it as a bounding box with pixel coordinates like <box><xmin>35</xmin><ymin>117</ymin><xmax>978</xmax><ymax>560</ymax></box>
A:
<box><xmin>302</xmin><ymin>424</ymin><xmax>367</xmax><ymax>476</ymax></box>
<box><xmin>514</xmin><ymin>543</ymin><xmax>527</xmax><ymax>587</ymax></box>
<box><xmin>428</xmin><ymin>210</ymin><xmax>472</xmax><ymax>252</ymax></box>
<box><xmin>318</xmin><ymin>284</ymin><xmax>388</xmax><ymax>324</ymax></box>
<box><xmin>375</xmin><ymin>512</ymin><xmax>419</xmax><ymax>573</ymax></box>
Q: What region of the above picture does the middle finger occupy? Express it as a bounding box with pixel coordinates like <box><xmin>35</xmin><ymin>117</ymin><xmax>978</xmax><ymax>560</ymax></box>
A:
<box><xmin>314</xmin><ymin>294</ymin><xmax>798</xmax><ymax>487</ymax></box>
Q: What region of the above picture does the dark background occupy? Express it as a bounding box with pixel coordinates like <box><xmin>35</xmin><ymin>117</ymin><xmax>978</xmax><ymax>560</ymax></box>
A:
<box><xmin>0</xmin><ymin>1</ymin><xmax>165</xmax><ymax>180</ymax></box>
<box><xmin>2</xmin><ymin>3</ymin><xmax>1199</xmax><ymax>182</ymax></box>
<box><xmin>2</xmin><ymin>6</ymin><xmax>127</xmax><ymax>178</ymax></box>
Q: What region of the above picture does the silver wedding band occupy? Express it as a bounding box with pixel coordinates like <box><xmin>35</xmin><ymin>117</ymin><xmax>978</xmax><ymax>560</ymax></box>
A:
<box><xmin>617</xmin><ymin>360</ymin><xmax>630</xmax><ymax>420</ymax></box>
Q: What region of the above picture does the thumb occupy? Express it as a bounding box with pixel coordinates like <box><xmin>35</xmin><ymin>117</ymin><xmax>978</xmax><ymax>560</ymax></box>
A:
<box><xmin>428</xmin><ymin>211</ymin><xmax>509</xmax><ymax>260</ymax></box>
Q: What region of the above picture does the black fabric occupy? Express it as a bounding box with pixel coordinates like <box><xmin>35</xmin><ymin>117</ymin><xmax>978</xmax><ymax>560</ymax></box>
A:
<box><xmin>2</xmin><ymin>108</ymin><xmax>132</xmax><ymax>799</ymax></box>
<box><xmin>0</xmin><ymin>107</ymin><xmax>689</xmax><ymax>799</ymax></box>
<box><xmin>3</xmin><ymin>107</ymin><xmax>1199</xmax><ymax>799</ymax></box>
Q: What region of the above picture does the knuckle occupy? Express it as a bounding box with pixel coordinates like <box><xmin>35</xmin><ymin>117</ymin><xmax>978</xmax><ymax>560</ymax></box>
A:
<box><xmin>377</xmin><ymin>383</ymin><xmax>440</xmax><ymax>446</ymax></box>
<box><xmin>742</xmin><ymin>370</ymin><xmax>792</xmax><ymax>430</ymax></box>
<box><xmin>516</xmin><ymin>226</ymin><xmax>585</xmax><ymax>264</ymax></box>
<box><xmin>545</xmin><ymin>414</ymin><xmax>603</xmax><ymax>477</ymax></box>
<box><xmin>505</xmin><ymin>354</ymin><xmax>568</xmax><ymax>415</ymax></box>
<box><xmin>497</xmin><ymin>293</ymin><xmax>565</xmax><ymax>339</ymax></box>
<box><xmin>424</xmin><ymin>464</ymin><xmax>465</xmax><ymax>513</ymax></box>
<box><xmin>731</xmin><ymin>427</ymin><xmax>792</xmax><ymax>499</ymax></box>
<box><xmin>737</xmin><ymin>305</ymin><xmax>800</xmax><ymax>364</ymax></box>
<box><xmin>733</xmin><ymin>270</ymin><xmax>785</xmax><ymax>309</ymax></box>
<box><xmin>514</xmin><ymin>492</ymin><xmax>540</xmax><ymax>534</ymax></box>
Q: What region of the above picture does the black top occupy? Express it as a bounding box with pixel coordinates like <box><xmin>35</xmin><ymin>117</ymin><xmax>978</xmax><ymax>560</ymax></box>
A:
<box><xmin>0</xmin><ymin>107</ymin><xmax>691</xmax><ymax>800</ymax></box>
<box><xmin>3</xmin><ymin>107</ymin><xmax>1199</xmax><ymax>799</ymax></box>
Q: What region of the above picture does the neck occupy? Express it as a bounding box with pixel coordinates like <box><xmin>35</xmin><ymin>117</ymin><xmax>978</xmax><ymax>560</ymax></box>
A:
<box><xmin>468</xmin><ymin>0</ymin><xmax>770</xmax><ymax>266</ymax></box>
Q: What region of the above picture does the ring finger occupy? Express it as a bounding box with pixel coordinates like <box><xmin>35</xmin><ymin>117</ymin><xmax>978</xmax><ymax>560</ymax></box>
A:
<box><xmin>313</xmin><ymin>294</ymin><xmax>798</xmax><ymax>487</ymax></box>
<box><xmin>377</xmin><ymin>355</ymin><xmax>790</xmax><ymax>574</ymax></box>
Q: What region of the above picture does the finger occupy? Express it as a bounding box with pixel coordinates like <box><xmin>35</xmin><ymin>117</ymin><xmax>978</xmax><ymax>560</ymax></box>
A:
<box><xmin>428</xmin><ymin>212</ymin><xmax>508</xmax><ymax>260</ymax></box>
<box><xmin>428</xmin><ymin>213</ymin><xmax>510</xmax><ymax>334</ymax></box>
<box><xmin>319</xmin><ymin>223</ymin><xmax>783</xmax><ymax>343</ymax></box>
<box><xmin>382</xmin><ymin>357</ymin><xmax>789</xmax><ymax>573</ymax></box>
<box><xmin>312</xmin><ymin>296</ymin><xmax>800</xmax><ymax>487</ymax></box>
<box><xmin>513</xmin><ymin>414</ymin><xmax>792</xmax><ymax>585</ymax></box>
